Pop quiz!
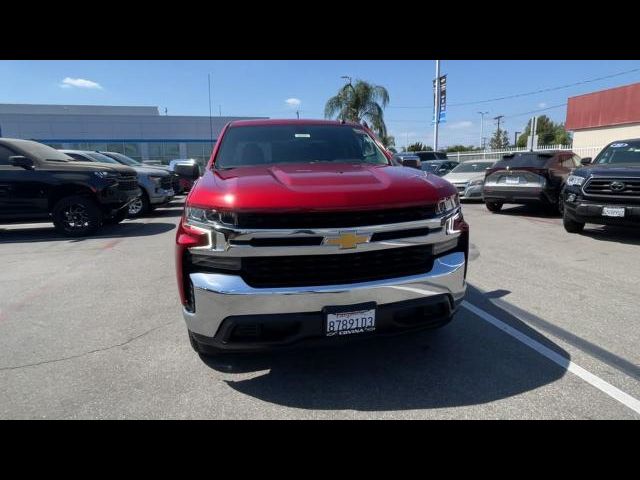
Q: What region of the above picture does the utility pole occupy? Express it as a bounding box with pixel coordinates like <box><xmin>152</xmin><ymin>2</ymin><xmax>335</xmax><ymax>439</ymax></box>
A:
<box><xmin>493</xmin><ymin>115</ymin><xmax>505</xmax><ymax>148</ymax></box>
<box><xmin>433</xmin><ymin>60</ymin><xmax>441</xmax><ymax>151</ymax></box>
<box><xmin>478</xmin><ymin>111</ymin><xmax>489</xmax><ymax>150</ymax></box>
<box><xmin>296</xmin><ymin>110</ymin><xmax>300</xmax><ymax>119</ymax></box>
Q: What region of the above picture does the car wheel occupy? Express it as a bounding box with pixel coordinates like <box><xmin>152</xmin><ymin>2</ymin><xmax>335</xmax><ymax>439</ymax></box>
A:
<box><xmin>127</xmin><ymin>193</ymin><xmax>149</xmax><ymax>218</ymax></box>
<box><xmin>563</xmin><ymin>214</ymin><xmax>585</xmax><ymax>234</ymax></box>
<box><xmin>52</xmin><ymin>195</ymin><xmax>103</xmax><ymax>237</ymax></box>
<box><xmin>103</xmin><ymin>208</ymin><xmax>128</xmax><ymax>225</ymax></box>
<box><xmin>485</xmin><ymin>201</ymin><xmax>503</xmax><ymax>213</ymax></box>
<box><xmin>188</xmin><ymin>331</ymin><xmax>224</xmax><ymax>357</ymax></box>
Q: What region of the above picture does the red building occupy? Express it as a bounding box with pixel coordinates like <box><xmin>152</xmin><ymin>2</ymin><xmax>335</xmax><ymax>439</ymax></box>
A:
<box><xmin>566</xmin><ymin>82</ymin><xmax>640</xmax><ymax>150</ymax></box>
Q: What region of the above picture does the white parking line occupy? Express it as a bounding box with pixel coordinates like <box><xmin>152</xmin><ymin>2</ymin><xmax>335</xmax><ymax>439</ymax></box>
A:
<box><xmin>461</xmin><ymin>301</ymin><xmax>640</xmax><ymax>416</ymax></box>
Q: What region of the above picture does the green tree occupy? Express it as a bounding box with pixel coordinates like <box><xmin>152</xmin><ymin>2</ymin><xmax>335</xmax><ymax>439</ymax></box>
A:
<box><xmin>490</xmin><ymin>128</ymin><xmax>510</xmax><ymax>149</ymax></box>
<box><xmin>445</xmin><ymin>144</ymin><xmax>477</xmax><ymax>153</ymax></box>
<box><xmin>324</xmin><ymin>79</ymin><xmax>390</xmax><ymax>138</ymax></box>
<box><xmin>406</xmin><ymin>142</ymin><xmax>432</xmax><ymax>152</ymax></box>
<box><xmin>516</xmin><ymin>115</ymin><xmax>573</xmax><ymax>147</ymax></box>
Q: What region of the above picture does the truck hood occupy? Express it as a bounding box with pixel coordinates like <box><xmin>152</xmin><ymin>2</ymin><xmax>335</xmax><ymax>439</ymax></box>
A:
<box><xmin>129</xmin><ymin>165</ymin><xmax>170</xmax><ymax>176</ymax></box>
<box><xmin>576</xmin><ymin>163</ymin><xmax>640</xmax><ymax>177</ymax></box>
<box><xmin>187</xmin><ymin>163</ymin><xmax>457</xmax><ymax>211</ymax></box>
<box><xmin>43</xmin><ymin>161</ymin><xmax>137</xmax><ymax>175</ymax></box>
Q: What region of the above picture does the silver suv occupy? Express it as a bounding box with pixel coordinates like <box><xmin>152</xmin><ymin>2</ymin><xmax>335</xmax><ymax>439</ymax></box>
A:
<box><xmin>60</xmin><ymin>150</ymin><xmax>175</xmax><ymax>217</ymax></box>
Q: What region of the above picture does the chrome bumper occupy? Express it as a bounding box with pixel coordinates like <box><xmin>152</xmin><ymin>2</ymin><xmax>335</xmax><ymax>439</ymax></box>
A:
<box><xmin>183</xmin><ymin>251</ymin><xmax>466</xmax><ymax>338</ymax></box>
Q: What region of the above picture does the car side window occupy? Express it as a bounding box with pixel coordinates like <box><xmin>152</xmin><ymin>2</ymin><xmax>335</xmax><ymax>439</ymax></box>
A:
<box><xmin>0</xmin><ymin>145</ymin><xmax>17</xmax><ymax>165</ymax></box>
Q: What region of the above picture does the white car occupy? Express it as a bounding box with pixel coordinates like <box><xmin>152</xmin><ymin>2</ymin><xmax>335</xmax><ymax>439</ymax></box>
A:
<box><xmin>443</xmin><ymin>160</ymin><xmax>495</xmax><ymax>200</ymax></box>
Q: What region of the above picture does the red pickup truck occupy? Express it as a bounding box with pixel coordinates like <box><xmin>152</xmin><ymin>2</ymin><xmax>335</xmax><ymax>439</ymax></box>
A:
<box><xmin>176</xmin><ymin>119</ymin><xmax>468</xmax><ymax>355</ymax></box>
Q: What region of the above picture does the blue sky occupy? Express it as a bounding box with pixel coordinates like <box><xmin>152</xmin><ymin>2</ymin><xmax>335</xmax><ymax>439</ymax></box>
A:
<box><xmin>2</xmin><ymin>60</ymin><xmax>640</xmax><ymax>148</ymax></box>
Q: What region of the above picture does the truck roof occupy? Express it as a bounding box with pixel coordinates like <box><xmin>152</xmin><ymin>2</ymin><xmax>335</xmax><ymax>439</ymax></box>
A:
<box><xmin>227</xmin><ymin>118</ymin><xmax>362</xmax><ymax>128</ymax></box>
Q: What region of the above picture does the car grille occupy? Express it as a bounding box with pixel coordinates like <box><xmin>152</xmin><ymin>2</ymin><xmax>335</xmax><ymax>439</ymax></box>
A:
<box><xmin>239</xmin><ymin>245</ymin><xmax>435</xmax><ymax>288</ymax></box>
<box><xmin>584</xmin><ymin>178</ymin><xmax>640</xmax><ymax>197</ymax></box>
<box><xmin>117</xmin><ymin>175</ymin><xmax>138</xmax><ymax>191</ymax></box>
<box><xmin>160</xmin><ymin>176</ymin><xmax>172</xmax><ymax>190</ymax></box>
<box><xmin>233</xmin><ymin>206</ymin><xmax>438</xmax><ymax>229</ymax></box>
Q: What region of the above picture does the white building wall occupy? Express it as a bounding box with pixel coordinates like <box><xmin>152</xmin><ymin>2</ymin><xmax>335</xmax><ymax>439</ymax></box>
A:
<box><xmin>572</xmin><ymin>123</ymin><xmax>640</xmax><ymax>150</ymax></box>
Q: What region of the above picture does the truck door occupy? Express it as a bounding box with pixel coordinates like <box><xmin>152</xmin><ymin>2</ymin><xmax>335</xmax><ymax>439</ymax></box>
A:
<box><xmin>0</xmin><ymin>145</ymin><xmax>49</xmax><ymax>219</ymax></box>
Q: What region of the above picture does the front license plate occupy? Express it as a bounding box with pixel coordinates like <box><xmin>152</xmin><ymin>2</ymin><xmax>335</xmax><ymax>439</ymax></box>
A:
<box><xmin>505</xmin><ymin>176</ymin><xmax>520</xmax><ymax>185</ymax></box>
<box><xmin>602</xmin><ymin>207</ymin><xmax>625</xmax><ymax>217</ymax></box>
<box><xmin>325</xmin><ymin>306</ymin><xmax>376</xmax><ymax>336</ymax></box>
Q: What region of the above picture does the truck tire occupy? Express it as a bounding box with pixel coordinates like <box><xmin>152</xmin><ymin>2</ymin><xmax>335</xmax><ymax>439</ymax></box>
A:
<box><xmin>127</xmin><ymin>192</ymin><xmax>149</xmax><ymax>218</ymax></box>
<box><xmin>485</xmin><ymin>201</ymin><xmax>503</xmax><ymax>213</ymax></box>
<box><xmin>52</xmin><ymin>195</ymin><xmax>103</xmax><ymax>237</ymax></box>
<box><xmin>563</xmin><ymin>215</ymin><xmax>585</xmax><ymax>234</ymax></box>
<box><xmin>103</xmin><ymin>208</ymin><xmax>129</xmax><ymax>225</ymax></box>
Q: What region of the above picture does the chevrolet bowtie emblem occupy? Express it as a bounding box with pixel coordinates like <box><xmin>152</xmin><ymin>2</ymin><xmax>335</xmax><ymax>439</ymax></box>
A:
<box><xmin>323</xmin><ymin>231</ymin><xmax>370</xmax><ymax>249</ymax></box>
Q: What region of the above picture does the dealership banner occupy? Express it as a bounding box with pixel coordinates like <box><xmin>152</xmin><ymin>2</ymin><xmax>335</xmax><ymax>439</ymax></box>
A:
<box><xmin>432</xmin><ymin>75</ymin><xmax>447</xmax><ymax>124</ymax></box>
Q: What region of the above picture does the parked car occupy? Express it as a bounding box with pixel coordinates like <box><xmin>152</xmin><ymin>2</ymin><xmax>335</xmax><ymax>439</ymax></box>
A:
<box><xmin>482</xmin><ymin>150</ymin><xmax>581</xmax><ymax>213</ymax></box>
<box><xmin>391</xmin><ymin>152</ymin><xmax>420</xmax><ymax>167</ymax></box>
<box><xmin>421</xmin><ymin>159</ymin><xmax>459</xmax><ymax>176</ymax></box>
<box><xmin>443</xmin><ymin>160</ymin><xmax>495</xmax><ymax>200</ymax></box>
<box><xmin>414</xmin><ymin>151</ymin><xmax>449</xmax><ymax>162</ymax></box>
<box><xmin>176</xmin><ymin>119</ymin><xmax>468</xmax><ymax>356</ymax></box>
<box><xmin>562</xmin><ymin>139</ymin><xmax>640</xmax><ymax>233</ymax></box>
<box><xmin>97</xmin><ymin>151</ymin><xmax>180</xmax><ymax>214</ymax></box>
<box><xmin>60</xmin><ymin>150</ymin><xmax>174</xmax><ymax>217</ymax></box>
<box><xmin>0</xmin><ymin>139</ymin><xmax>140</xmax><ymax>236</ymax></box>
<box><xmin>169</xmin><ymin>159</ymin><xmax>201</xmax><ymax>193</ymax></box>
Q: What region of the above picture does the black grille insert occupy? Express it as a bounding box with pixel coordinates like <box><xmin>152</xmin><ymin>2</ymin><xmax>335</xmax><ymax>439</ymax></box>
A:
<box><xmin>233</xmin><ymin>206</ymin><xmax>437</xmax><ymax>229</ymax></box>
<box><xmin>240</xmin><ymin>245</ymin><xmax>434</xmax><ymax>288</ymax></box>
<box><xmin>584</xmin><ymin>178</ymin><xmax>640</xmax><ymax>197</ymax></box>
<box><xmin>117</xmin><ymin>175</ymin><xmax>138</xmax><ymax>191</ymax></box>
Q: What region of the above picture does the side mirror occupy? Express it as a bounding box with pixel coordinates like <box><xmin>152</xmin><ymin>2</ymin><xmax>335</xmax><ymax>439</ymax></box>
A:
<box><xmin>9</xmin><ymin>156</ymin><xmax>35</xmax><ymax>170</ymax></box>
<box><xmin>402</xmin><ymin>158</ymin><xmax>421</xmax><ymax>169</ymax></box>
<box><xmin>580</xmin><ymin>157</ymin><xmax>592</xmax><ymax>165</ymax></box>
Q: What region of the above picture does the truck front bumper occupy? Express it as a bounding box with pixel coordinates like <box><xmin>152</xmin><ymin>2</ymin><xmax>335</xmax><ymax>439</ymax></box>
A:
<box><xmin>563</xmin><ymin>194</ymin><xmax>640</xmax><ymax>227</ymax></box>
<box><xmin>183</xmin><ymin>251</ymin><xmax>466</xmax><ymax>350</ymax></box>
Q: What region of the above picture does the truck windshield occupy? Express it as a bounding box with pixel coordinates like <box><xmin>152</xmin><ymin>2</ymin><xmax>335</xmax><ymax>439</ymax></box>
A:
<box><xmin>594</xmin><ymin>141</ymin><xmax>640</xmax><ymax>165</ymax></box>
<box><xmin>214</xmin><ymin>125</ymin><xmax>389</xmax><ymax>169</ymax></box>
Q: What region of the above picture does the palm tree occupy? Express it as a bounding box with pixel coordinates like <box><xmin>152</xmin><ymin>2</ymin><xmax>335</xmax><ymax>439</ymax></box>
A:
<box><xmin>324</xmin><ymin>79</ymin><xmax>390</xmax><ymax>139</ymax></box>
<box><xmin>379</xmin><ymin>134</ymin><xmax>395</xmax><ymax>149</ymax></box>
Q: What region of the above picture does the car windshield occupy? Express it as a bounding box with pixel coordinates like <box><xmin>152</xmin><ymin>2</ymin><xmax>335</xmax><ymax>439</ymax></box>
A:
<box><xmin>450</xmin><ymin>161</ymin><xmax>494</xmax><ymax>173</ymax></box>
<box><xmin>594</xmin><ymin>141</ymin><xmax>640</xmax><ymax>165</ymax></box>
<box><xmin>214</xmin><ymin>125</ymin><xmax>389</xmax><ymax>169</ymax></box>
<box><xmin>102</xmin><ymin>152</ymin><xmax>140</xmax><ymax>166</ymax></box>
<box><xmin>84</xmin><ymin>152</ymin><xmax>120</xmax><ymax>164</ymax></box>
<box><xmin>494</xmin><ymin>153</ymin><xmax>552</xmax><ymax>169</ymax></box>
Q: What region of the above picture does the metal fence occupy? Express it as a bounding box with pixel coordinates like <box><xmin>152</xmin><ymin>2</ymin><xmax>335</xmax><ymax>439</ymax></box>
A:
<box><xmin>447</xmin><ymin>144</ymin><xmax>605</xmax><ymax>163</ymax></box>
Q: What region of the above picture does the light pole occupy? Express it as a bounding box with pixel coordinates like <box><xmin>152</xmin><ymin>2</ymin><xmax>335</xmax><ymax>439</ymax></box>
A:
<box><xmin>478</xmin><ymin>111</ymin><xmax>489</xmax><ymax>150</ymax></box>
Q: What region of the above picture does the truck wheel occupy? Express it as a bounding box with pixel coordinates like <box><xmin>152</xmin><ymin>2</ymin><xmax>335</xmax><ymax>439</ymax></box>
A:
<box><xmin>485</xmin><ymin>201</ymin><xmax>503</xmax><ymax>213</ymax></box>
<box><xmin>52</xmin><ymin>195</ymin><xmax>103</xmax><ymax>237</ymax></box>
<box><xmin>103</xmin><ymin>208</ymin><xmax>128</xmax><ymax>225</ymax></box>
<box><xmin>563</xmin><ymin>215</ymin><xmax>585</xmax><ymax>234</ymax></box>
<box><xmin>127</xmin><ymin>193</ymin><xmax>149</xmax><ymax>218</ymax></box>
<box><xmin>188</xmin><ymin>331</ymin><xmax>224</xmax><ymax>357</ymax></box>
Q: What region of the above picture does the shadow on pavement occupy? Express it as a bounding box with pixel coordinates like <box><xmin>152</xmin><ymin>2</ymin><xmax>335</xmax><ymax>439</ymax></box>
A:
<box><xmin>0</xmin><ymin>220</ymin><xmax>176</xmax><ymax>244</ymax></box>
<box><xmin>580</xmin><ymin>225</ymin><xmax>640</xmax><ymax>246</ymax></box>
<box><xmin>496</xmin><ymin>204</ymin><xmax>560</xmax><ymax>219</ymax></box>
<box><xmin>200</xmin><ymin>282</ymin><xmax>570</xmax><ymax>411</ymax></box>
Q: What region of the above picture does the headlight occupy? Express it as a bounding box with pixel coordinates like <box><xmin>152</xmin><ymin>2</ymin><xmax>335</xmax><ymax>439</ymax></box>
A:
<box><xmin>94</xmin><ymin>171</ymin><xmax>116</xmax><ymax>179</ymax></box>
<box><xmin>186</xmin><ymin>206</ymin><xmax>216</xmax><ymax>224</ymax></box>
<box><xmin>437</xmin><ymin>194</ymin><xmax>460</xmax><ymax>214</ymax></box>
<box><xmin>468</xmin><ymin>178</ymin><xmax>484</xmax><ymax>187</ymax></box>
<box><xmin>566</xmin><ymin>175</ymin><xmax>586</xmax><ymax>187</ymax></box>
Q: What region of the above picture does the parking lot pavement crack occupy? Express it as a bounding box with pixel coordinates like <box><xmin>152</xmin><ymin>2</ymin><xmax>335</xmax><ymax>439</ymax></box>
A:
<box><xmin>0</xmin><ymin>320</ymin><xmax>175</xmax><ymax>372</ymax></box>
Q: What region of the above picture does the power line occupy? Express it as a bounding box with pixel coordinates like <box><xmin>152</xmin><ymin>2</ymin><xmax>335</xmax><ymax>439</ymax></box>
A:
<box><xmin>385</xmin><ymin>66</ymin><xmax>640</xmax><ymax>109</ymax></box>
<box><xmin>502</xmin><ymin>103</ymin><xmax>567</xmax><ymax>119</ymax></box>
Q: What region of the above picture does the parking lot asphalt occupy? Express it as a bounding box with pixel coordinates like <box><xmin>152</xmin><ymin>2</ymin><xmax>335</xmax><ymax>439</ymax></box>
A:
<box><xmin>0</xmin><ymin>199</ymin><xmax>639</xmax><ymax>419</ymax></box>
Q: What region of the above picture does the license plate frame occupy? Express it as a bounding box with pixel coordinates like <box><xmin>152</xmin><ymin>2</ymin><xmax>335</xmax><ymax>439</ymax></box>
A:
<box><xmin>602</xmin><ymin>207</ymin><xmax>625</xmax><ymax>217</ymax></box>
<box><xmin>323</xmin><ymin>302</ymin><xmax>377</xmax><ymax>337</ymax></box>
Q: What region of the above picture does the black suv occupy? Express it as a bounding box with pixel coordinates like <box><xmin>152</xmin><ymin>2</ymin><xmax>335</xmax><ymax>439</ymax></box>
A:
<box><xmin>482</xmin><ymin>150</ymin><xmax>581</xmax><ymax>213</ymax></box>
<box><xmin>0</xmin><ymin>138</ymin><xmax>141</xmax><ymax>236</ymax></box>
<box><xmin>562</xmin><ymin>139</ymin><xmax>640</xmax><ymax>233</ymax></box>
